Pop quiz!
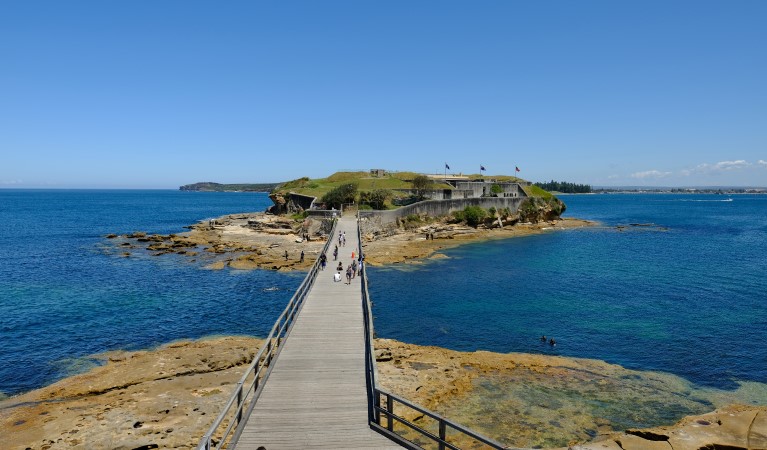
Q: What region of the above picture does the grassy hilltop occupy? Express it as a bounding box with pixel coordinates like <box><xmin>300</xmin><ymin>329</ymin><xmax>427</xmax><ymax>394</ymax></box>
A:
<box><xmin>272</xmin><ymin>171</ymin><xmax>533</xmax><ymax>198</ymax></box>
<box><xmin>272</xmin><ymin>171</ymin><xmax>443</xmax><ymax>197</ymax></box>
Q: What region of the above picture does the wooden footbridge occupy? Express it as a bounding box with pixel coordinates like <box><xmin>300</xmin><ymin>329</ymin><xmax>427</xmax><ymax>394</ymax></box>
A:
<box><xmin>197</xmin><ymin>215</ymin><xmax>505</xmax><ymax>450</ymax></box>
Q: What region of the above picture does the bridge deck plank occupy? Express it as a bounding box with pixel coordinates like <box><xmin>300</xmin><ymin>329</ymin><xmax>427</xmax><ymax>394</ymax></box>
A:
<box><xmin>235</xmin><ymin>216</ymin><xmax>401</xmax><ymax>449</ymax></box>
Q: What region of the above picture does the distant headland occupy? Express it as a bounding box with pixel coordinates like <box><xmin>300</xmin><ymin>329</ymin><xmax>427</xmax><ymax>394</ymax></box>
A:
<box><xmin>592</xmin><ymin>186</ymin><xmax>767</xmax><ymax>194</ymax></box>
<box><xmin>179</xmin><ymin>181</ymin><xmax>282</xmax><ymax>192</ymax></box>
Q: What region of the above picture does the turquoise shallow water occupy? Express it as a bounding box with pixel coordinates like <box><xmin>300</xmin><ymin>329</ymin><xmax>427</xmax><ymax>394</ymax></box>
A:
<box><xmin>1</xmin><ymin>190</ymin><xmax>765</xmax><ymax>400</ymax></box>
<box><xmin>368</xmin><ymin>194</ymin><xmax>767</xmax><ymax>391</ymax></box>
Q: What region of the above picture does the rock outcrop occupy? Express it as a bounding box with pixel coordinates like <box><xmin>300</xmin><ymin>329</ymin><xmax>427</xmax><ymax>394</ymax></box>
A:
<box><xmin>0</xmin><ymin>337</ymin><xmax>261</xmax><ymax>450</ymax></box>
<box><xmin>519</xmin><ymin>195</ymin><xmax>567</xmax><ymax>223</ymax></box>
<box><xmin>104</xmin><ymin>212</ymin><xmax>331</xmax><ymax>271</ymax></box>
<box><xmin>2</xmin><ymin>337</ymin><xmax>765</xmax><ymax>450</ymax></box>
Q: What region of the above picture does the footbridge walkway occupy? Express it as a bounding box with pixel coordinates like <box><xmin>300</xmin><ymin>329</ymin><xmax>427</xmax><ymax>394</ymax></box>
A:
<box><xmin>197</xmin><ymin>215</ymin><xmax>504</xmax><ymax>450</ymax></box>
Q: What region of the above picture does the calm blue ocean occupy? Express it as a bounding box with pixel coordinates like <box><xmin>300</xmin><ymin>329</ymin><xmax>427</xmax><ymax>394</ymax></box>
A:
<box><xmin>0</xmin><ymin>190</ymin><xmax>302</xmax><ymax>396</ymax></box>
<box><xmin>369</xmin><ymin>193</ymin><xmax>767</xmax><ymax>390</ymax></box>
<box><xmin>1</xmin><ymin>191</ymin><xmax>765</xmax><ymax>398</ymax></box>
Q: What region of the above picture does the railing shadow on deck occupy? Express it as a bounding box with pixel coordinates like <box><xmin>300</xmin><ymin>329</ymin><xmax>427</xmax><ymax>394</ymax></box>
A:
<box><xmin>196</xmin><ymin>219</ymin><xmax>338</xmax><ymax>450</ymax></box>
<box><xmin>357</xmin><ymin>218</ymin><xmax>506</xmax><ymax>450</ymax></box>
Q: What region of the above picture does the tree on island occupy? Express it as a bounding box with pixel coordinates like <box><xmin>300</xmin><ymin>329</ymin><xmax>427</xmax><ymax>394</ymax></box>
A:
<box><xmin>359</xmin><ymin>189</ymin><xmax>391</xmax><ymax>210</ymax></box>
<box><xmin>321</xmin><ymin>183</ymin><xmax>358</xmax><ymax>209</ymax></box>
<box><xmin>411</xmin><ymin>175</ymin><xmax>435</xmax><ymax>199</ymax></box>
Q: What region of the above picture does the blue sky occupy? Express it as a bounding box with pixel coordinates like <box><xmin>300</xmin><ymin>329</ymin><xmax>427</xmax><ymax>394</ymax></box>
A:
<box><xmin>2</xmin><ymin>1</ymin><xmax>765</xmax><ymax>188</ymax></box>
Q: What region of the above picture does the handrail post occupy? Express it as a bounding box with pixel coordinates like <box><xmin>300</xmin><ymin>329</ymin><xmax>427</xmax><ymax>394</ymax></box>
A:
<box><xmin>386</xmin><ymin>394</ymin><xmax>394</xmax><ymax>431</ymax></box>
<box><xmin>236</xmin><ymin>381</ymin><xmax>244</xmax><ymax>425</ymax></box>
<box><xmin>439</xmin><ymin>420</ymin><xmax>446</xmax><ymax>450</ymax></box>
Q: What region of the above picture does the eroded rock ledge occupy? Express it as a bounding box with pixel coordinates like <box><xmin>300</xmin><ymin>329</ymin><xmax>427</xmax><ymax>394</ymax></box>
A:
<box><xmin>105</xmin><ymin>212</ymin><xmax>596</xmax><ymax>271</ymax></box>
<box><xmin>2</xmin><ymin>337</ymin><xmax>764</xmax><ymax>450</ymax></box>
<box><xmin>105</xmin><ymin>213</ymin><xmax>330</xmax><ymax>271</ymax></box>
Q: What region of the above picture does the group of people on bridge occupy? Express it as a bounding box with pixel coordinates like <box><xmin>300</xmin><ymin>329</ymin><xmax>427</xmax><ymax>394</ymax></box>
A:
<box><xmin>325</xmin><ymin>230</ymin><xmax>364</xmax><ymax>285</ymax></box>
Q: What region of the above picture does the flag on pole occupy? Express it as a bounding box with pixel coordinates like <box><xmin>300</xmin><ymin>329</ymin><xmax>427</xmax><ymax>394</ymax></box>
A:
<box><xmin>480</xmin><ymin>165</ymin><xmax>486</xmax><ymax>171</ymax></box>
<box><xmin>515</xmin><ymin>166</ymin><xmax>521</xmax><ymax>172</ymax></box>
<box><xmin>445</xmin><ymin>163</ymin><xmax>450</xmax><ymax>170</ymax></box>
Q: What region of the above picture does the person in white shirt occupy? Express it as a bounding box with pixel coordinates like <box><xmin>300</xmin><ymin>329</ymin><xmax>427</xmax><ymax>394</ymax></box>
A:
<box><xmin>333</xmin><ymin>272</ymin><xmax>342</xmax><ymax>282</ymax></box>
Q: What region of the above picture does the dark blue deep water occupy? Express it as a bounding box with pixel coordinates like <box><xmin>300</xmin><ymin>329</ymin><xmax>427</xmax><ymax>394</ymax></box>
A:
<box><xmin>1</xmin><ymin>191</ymin><xmax>765</xmax><ymax>398</ymax></box>
<box><xmin>0</xmin><ymin>190</ymin><xmax>302</xmax><ymax>396</ymax></box>
<box><xmin>369</xmin><ymin>194</ymin><xmax>767</xmax><ymax>391</ymax></box>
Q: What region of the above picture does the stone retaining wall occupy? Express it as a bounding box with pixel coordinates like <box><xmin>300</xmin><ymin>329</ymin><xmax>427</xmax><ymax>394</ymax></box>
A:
<box><xmin>358</xmin><ymin>197</ymin><xmax>526</xmax><ymax>235</ymax></box>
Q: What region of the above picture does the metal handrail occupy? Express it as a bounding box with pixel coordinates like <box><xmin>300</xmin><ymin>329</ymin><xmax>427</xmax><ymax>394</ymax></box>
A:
<box><xmin>357</xmin><ymin>213</ymin><xmax>379</xmax><ymax>424</ymax></box>
<box><xmin>357</xmin><ymin>215</ymin><xmax>505</xmax><ymax>450</ymax></box>
<box><xmin>196</xmin><ymin>219</ymin><xmax>338</xmax><ymax>450</ymax></box>
<box><xmin>373</xmin><ymin>389</ymin><xmax>505</xmax><ymax>450</ymax></box>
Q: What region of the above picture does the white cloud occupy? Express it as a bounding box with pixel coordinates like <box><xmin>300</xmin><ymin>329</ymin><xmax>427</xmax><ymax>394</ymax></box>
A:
<box><xmin>758</xmin><ymin>160</ymin><xmax>767</xmax><ymax>167</ymax></box>
<box><xmin>607</xmin><ymin>174</ymin><xmax>619</xmax><ymax>179</ymax></box>
<box><xmin>630</xmin><ymin>170</ymin><xmax>673</xmax><ymax>179</ymax></box>
<box><xmin>693</xmin><ymin>160</ymin><xmax>751</xmax><ymax>174</ymax></box>
<box><xmin>0</xmin><ymin>180</ymin><xmax>23</xmax><ymax>185</ymax></box>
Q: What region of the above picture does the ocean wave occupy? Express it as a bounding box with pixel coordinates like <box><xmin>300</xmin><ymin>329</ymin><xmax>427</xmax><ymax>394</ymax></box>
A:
<box><xmin>663</xmin><ymin>198</ymin><xmax>733</xmax><ymax>202</ymax></box>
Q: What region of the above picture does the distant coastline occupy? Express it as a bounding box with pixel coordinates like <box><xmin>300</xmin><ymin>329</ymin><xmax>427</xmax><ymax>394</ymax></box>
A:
<box><xmin>589</xmin><ymin>187</ymin><xmax>766</xmax><ymax>194</ymax></box>
<box><xmin>179</xmin><ymin>181</ymin><xmax>282</xmax><ymax>192</ymax></box>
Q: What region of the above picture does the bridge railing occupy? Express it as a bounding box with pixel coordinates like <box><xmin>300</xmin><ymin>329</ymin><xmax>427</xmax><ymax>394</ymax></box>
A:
<box><xmin>358</xmin><ymin>219</ymin><xmax>379</xmax><ymax>425</ymax></box>
<box><xmin>197</xmin><ymin>219</ymin><xmax>338</xmax><ymax>450</ymax></box>
<box><xmin>357</xmin><ymin>217</ymin><xmax>505</xmax><ymax>450</ymax></box>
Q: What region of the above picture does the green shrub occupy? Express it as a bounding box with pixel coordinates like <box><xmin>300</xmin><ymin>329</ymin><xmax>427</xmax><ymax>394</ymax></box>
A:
<box><xmin>519</xmin><ymin>198</ymin><xmax>543</xmax><ymax>221</ymax></box>
<box><xmin>462</xmin><ymin>206</ymin><xmax>487</xmax><ymax>227</ymax></box>
<box><xmin>490</xmin><ymin>184</ymin><xmax>503</xmax><ymax>195</ymax></box>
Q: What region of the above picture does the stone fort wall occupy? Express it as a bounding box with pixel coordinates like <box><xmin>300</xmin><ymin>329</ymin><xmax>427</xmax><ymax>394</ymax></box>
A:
<box><xmin>358</xmin><ymin>197</ymin><xmax>526</xmax><ymax>235</ymax></box>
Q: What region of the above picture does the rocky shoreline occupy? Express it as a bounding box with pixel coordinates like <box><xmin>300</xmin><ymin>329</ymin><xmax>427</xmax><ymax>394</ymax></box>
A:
<box><xmin>6</xmin><ymin>212</ymin><xmax>765</xmax><ymax>449</ymax></box>
<box><xmin>2</xmin><ymin>336</ymin><xmax>764</xmax><ymax>449</ymax></box>
<box><xmin>104</xmin><ymin>212</ymin><xmax>596</xmax><ymax>271</ymax></box>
